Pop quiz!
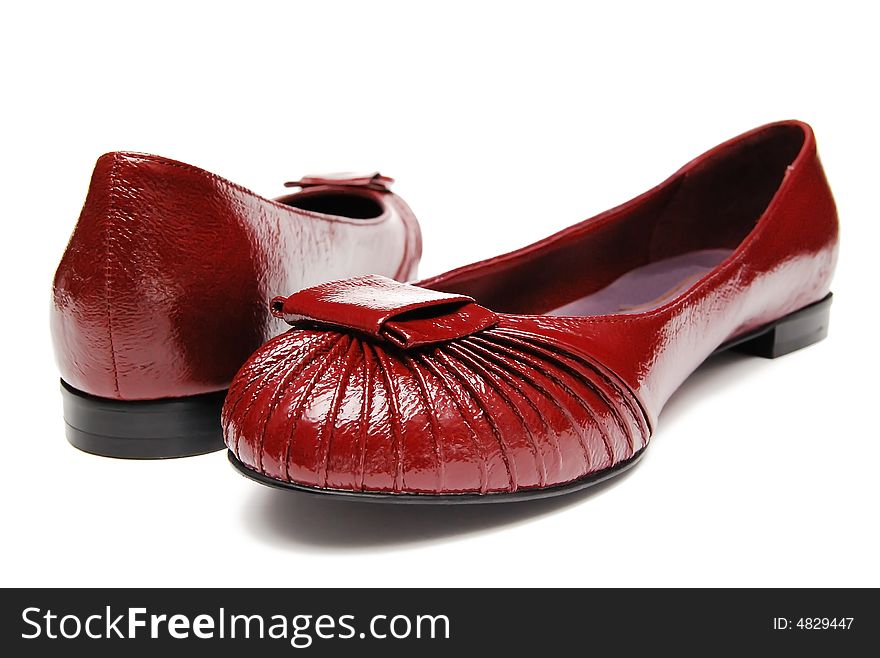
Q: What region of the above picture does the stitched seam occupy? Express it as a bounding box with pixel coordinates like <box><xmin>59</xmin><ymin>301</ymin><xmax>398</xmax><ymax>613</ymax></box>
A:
<box><xmin>416</xmin><ymin>353</ymin><xmax>490</xmax><ymax>494</ymax></box>
<box><xmin>254</xmin><ymin>335</ymin><xmax>341</xmax><ymax>472</ymax></box>
<box><xmin>449</xmin><ymin>342</ymin><xmax>548</xmax><ymax>487</ymax></box>
<box><xmin>280</xmin><ymin>340</ymin><xmax>348</xmax><ymax>484</ymax></box>
<box><xmin>402</xmin><ymin>355</ymin><xmax>445</xmax><ymax>492</ymax></box>
<box><xmin>357</xmin><ymin>343</ymin><xmax>373</xmax><ymax>492</ymax></box>
<box><xmin>228</xmin><ymin>333</ymin><xmax>337</xmax><ymax>459</ymax></box>
<box><xmin>475</xmin><ymin>333</ymin><xmax>615</xmax><ymax>464</ymax></box>
<box><xmin>318</xmin><ymin>338</ymin><xmax>358</xmax><ymax>487</ymax></box>
<box><xmin>461</xmin><ymin>338</ymin><xmax>574</xmax><ymax>474</ymax></box>
<box><xmin>492</xmin><ymin>329</ymin><xmax>641</xmax><ymax>455</ymax></box>
<box><xmin>471</xmin><ymin>339</ymin><xmax>597</xmax><ymax>467</ymax></box>
<box><xmin>105</xmin><ymin>156</ymin><xmax>121</xmax><ymax>396</ymax></box>
<box><xmin>497</xmin><ymin>327</ymin><xmax>650</xmax><ymax>440</ymax></box>
<box><xmin>372</xmin><ymin>348</ymin><xmax>406</xmax><ymax>493</ymax></box>
<box><xmin>224</xmin><ymin>332</ymin><xmax>319</xmax><ymax>422</ymax></box>
<box><xmin>434</xmin><ymin>350</ymin><xmax>517</xmax><ymax>492</ymax></box>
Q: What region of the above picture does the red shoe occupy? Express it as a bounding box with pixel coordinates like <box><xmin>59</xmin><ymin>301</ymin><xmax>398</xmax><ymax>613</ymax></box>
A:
<box><xmin>224</xmin><ymin>121</ymin><xmax>837</xmax><ymax>502</ymax></box>
<box><xmin>52</xmin><ymin>158</ymin><xmax>421</xmax><ymax>458</ymax></box>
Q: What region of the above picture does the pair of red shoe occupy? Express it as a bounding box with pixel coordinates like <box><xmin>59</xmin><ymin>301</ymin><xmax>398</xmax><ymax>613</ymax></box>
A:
<box><xmin>52</xmin><ymin>121</ymin><xmax>838</xmax><ymax>503</ymax></box>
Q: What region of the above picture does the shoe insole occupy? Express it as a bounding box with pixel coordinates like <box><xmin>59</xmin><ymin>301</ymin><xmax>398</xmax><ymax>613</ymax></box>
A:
<box><xmin>547</xmin><ymin>248</ymin><xmax>732</xmax><ymax>317</ymax></box>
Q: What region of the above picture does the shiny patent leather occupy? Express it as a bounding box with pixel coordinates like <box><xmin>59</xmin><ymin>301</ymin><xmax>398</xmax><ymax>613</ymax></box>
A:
<box><xmin>223</xmin><ymin>121</ymin><xmax>838</xmax><ymax>499</ymax></box>
<box><xmin>52</xmin><ymin>155</ymin><xmax>421</xmax><ymax>457</ymax></box>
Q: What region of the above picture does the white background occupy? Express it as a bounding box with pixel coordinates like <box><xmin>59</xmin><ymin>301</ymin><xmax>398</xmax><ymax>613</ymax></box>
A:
<box><xmin>2</xmin><ymin>1</ymin><xmax>877</xmax><ymax>587</ymax></box>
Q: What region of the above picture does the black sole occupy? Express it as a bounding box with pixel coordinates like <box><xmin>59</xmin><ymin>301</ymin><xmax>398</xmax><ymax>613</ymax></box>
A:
<box><xmin>61</xmin><ymin>380</ymin><xmax>226</xmax><ymax>459</ymax></box>
<box><xmin>228</xmin><ymin>448</ymin><xmax>647</xmax><ymax>504</ymax></box>
<box><xmin>227</xmin><ymin>293</ymin><xmax>833</xmax><ymax>503</ymax></box>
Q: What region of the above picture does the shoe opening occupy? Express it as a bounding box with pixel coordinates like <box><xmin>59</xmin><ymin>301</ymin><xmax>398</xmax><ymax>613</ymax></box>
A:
<box><xmin>282</xmin><ymin>191</ymin><xmax>384</xmax><ymax>219</ymax></box>
<box><xmin>425</xmin><ymin>123</ymin><xmax>807</xmax><ymax>316</ymax></box>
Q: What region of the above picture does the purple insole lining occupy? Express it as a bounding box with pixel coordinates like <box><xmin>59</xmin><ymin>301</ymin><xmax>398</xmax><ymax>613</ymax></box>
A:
<box><xmin>547</xmin><ymin>248</ymin><xmax>732</xmax><ymax>317</ymax></box>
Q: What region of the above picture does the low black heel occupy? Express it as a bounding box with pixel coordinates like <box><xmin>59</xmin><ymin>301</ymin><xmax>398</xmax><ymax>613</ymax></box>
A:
<box><xmin>723</xmin><ymin>293</ymin><xmax>832</xmax><ymax>359</ymax></box>
<box><xmin>61</xmin><ymin>380</ymin><xmax>227</xmax><ymax>459</ymax></box>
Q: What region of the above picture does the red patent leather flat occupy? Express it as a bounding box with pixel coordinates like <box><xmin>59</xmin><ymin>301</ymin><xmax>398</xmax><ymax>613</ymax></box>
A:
<box><xmin>223</xmin><ymin>121</ymin><xmax>837</xmax><ymax>502</ymax></box>
<box><xmin>52</xmin><ymin>156</ymin><xmax>421</xmax><ymax>458</ymax></box>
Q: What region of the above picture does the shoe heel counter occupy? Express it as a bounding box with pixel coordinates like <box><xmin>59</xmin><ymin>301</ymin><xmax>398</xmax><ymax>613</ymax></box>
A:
<box><xmin>51</xmin><ymin>153</ymin><xmax>127</xmax><ymax>399</ymax></box>
<box><xmin>798</xmin><ymin>132</ymin><xmax>840</xmax><ymax>296</ymax></box>
<box><xmin>52</xmin><ymin>152</ymin><xmax>265</xmax><ymax>400</ymax></box>
<box><xmin>811</xmin><ymin>151</ymin><xmax>840</xmax><ymax>272</ymax></box>
<box><xmin>761</xmin><ymin>124</ymin><xmax>840</xmax><ymax>308</ymax></box>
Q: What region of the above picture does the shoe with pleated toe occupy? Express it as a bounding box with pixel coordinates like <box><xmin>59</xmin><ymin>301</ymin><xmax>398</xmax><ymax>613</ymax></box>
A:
<box><xmin>223</xmin><ymin>121</ymin><xmax>837</xmax><ymax>502</ymax></box>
